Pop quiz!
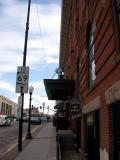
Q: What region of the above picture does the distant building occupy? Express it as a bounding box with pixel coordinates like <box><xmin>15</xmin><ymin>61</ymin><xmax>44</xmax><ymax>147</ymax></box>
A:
<box><xmin>23</xmin><ymin>107</ymin><xmax>39</xmax><ymax>115</ymax></box>
<box><xmin>0</xmin><ymin>95</ymin><xmax>17</xmax><ymax>117</ymax></box>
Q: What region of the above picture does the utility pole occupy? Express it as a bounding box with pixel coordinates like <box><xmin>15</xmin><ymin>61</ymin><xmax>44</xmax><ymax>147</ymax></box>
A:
<box><xmin>18</xmin><ymin>0</ymin><xmax>31</xmax><ymax>151</ymax></box>
<box><xmin>47</xmin><ymin>106</ymin><xmax>49</xmax><ymax>115</ymax></box>
<box><xmin>43</xmin><ymin>102</ymin><xmax>45</xmax><ymax>114</ymax></box>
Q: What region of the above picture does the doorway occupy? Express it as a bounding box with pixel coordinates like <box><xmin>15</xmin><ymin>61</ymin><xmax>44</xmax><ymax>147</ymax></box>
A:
<box><xmin>111</xmin><ymin>101</ymin><xmax>120</xmax><ymax>160</ymax></box>
<box><xmin>86</xmin><ymin>111</ymin><xmax>100</xmax><ymax>160</ymax></box>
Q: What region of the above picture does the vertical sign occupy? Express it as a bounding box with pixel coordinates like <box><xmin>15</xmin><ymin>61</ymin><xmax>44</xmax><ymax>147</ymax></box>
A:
<box><xmin>16</xmin><ymin>66</ymin><xmax>29</xmax><ymax>93</ymax></box>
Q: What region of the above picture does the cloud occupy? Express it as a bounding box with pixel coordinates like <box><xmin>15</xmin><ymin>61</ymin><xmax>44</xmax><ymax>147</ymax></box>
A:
<box><xmin>30</xmin><ymin>81</ymin><xmax>45</xmax><ymax>91</ymax></box>
<box><xmin>0</xmin><ymin>0</ymin><xmax>61</xmax><ymax>112</ymax></box>
<box><xmin>0</xmin><ymin>81</ymin><xmax>15</xmax><ymax>93</ymax></box>
<box><xmin>32</xmin><ymin>95</ymin><xmax>56</xmax><ymax>114</ymax></box>
<box><xmin>44</xmin><ymin>57</ymin><xmax>59</xmax><ymax>64</ymax></box>
<box><xmin>0</xmin><ymin>0</ymin><xmax>61</xmax><ymax>74</ymax></box>
<box><xmin>0</xmin><ymin>79</ymin><xmax>55</xmax><ymax>115</ymax></box>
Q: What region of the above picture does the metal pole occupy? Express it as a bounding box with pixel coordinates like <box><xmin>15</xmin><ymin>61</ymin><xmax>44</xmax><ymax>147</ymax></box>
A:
<box><xmin>47</xmin><ymin>106</ymin><xmax>49</xmax><ymax>115</ymax></box>
<box><xmin>18</xmin><ymin>87</ymin><xmax>24</xmax><ymax>151</ymax></box>
<box><xmin>18</xmin><ymin>0</ymin><xmax>31</xmax><ymax>151</ymax></box>
<box><xmin>43</xmin><ymin>102</ymin><xmax>45</xmax><ymax>114</ymax></box>
<box><xmin>23</xmin><ymin>0</ymin><xmax>31</xmax><ymax>66</ymax></box>
<box><xmin>26</xmin><ymin>93</ymin><xmax>32</xmax><ymax>139</ymax></box>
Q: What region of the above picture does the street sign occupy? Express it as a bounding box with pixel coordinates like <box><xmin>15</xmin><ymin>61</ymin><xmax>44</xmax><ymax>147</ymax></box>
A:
<box><xmin>18</xmin><ymin>96</ymin><xmax>22</xmax><ymax>108</ymax></box>
<box><xmin>17</xmin><ymin>96</ymin><xmax>22</xmax><ymax>119</ymax></box>
<box><xmin>17</xmin><ymin>108</ymin><xmax>21</xmax><ymax>119</ymax></box>
<box><xmin>15</xmin><ymin>66</ymin><xmax>29</xmax><ymax>93</ymax></box>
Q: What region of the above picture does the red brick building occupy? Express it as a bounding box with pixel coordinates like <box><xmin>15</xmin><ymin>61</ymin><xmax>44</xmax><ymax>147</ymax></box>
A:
<box><xmin>59</xmin><ymin>0</ymin><xmax>120</xmax><ymax>160</ymax></box>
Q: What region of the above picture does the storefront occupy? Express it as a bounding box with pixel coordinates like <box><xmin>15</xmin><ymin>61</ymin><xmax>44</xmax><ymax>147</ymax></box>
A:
<box><xmin>85</xmin><ymin>111</ymin><xmax>100</xmax><ymax>160</ymax></box>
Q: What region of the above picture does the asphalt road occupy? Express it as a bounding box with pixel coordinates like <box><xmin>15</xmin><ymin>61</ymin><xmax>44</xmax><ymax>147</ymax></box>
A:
<box><xmin>0</xmin><ymin>120</ymin><xmax>41</xmax><ymax>159</ymax></box>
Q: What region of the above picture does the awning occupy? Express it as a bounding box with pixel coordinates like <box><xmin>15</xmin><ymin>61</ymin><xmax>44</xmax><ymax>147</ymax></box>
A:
<box><xmin>44</xmin><ymin>79</ymin><xmax>75</xmax><ymax>100</ymax></box>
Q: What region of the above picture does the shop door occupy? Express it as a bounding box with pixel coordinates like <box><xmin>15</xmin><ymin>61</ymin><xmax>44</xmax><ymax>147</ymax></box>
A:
<box><xmin>76</xmin><ymin>117</ymin><xmax>81</xmax><ymax>152</ymax></box>
<box><xmin>112</xmin><ymin>102</ymin><xmax>120</xmax><ymax>160</ymax></box>
<box><xmin>87</xmin><ymin>111</ymin><xmax>100</xmax><ymax>160</ymax></box>
<box><xmin>87</xmin><ymin>123</ymin><xmax>95</xmax><ymax>159</ymax></box>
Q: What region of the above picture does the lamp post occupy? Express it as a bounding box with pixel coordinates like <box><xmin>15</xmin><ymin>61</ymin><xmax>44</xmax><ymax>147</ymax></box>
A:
<box><xmin>26</xmin><ymin>85</ymin><xmax>34</xmax><ymax>139</ymax></box>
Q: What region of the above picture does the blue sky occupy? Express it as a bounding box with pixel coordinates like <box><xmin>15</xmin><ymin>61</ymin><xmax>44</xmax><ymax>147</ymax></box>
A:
<box><xmin>0</xmin><ymin>0</ymin><xmax>61</xmax><ymax>114</ymax></box>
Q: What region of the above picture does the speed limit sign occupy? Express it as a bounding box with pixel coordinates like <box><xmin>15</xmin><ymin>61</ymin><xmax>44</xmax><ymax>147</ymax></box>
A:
<box><xmin>15</xmin><ymin>66</ymin><xmax>29</xmax><ymax>93</ymax></box>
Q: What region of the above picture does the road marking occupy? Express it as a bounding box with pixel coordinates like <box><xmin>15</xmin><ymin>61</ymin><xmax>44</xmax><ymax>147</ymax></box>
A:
<box><xmin>6</xmin><ymin>125</ymin><xmax>42</xmax><ymax>153</ymax></box>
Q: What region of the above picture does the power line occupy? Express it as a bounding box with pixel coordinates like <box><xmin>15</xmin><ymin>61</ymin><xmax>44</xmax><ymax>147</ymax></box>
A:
<box><xmin>33</xmin><ymin>0</ymin><xmax>50</xmax><ymax>79</ymax></box>
<box><xmin>34</xmin><ymin>0</ymin><xmax>46</xmax><ymax>58</ymax></box>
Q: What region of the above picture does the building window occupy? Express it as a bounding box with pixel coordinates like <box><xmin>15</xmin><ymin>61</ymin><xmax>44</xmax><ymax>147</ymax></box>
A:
<box><xmin>113</xmin><ymin>0</ymin><xmax>120</xmax><ymax>52</ymax></box>
<box><xmin>76</xmin><ymin>0</ymin><xmax>80</xmax><ymax>40</ymax></box>
<box><xmin>1</xmin><ymin>102</ymin><xmax>3</xmax><ymax>113</ymax></box>
<box><xmin>76</xmin><ymin>59</ymin><xmax>80</xmax><ymax>99</ymax></box>
<box><xmin>86</xmin><ymin>21</ymin><xmax>96</xmax><ymax>89</ymax></box>
<box><xmin>114</xmin><ymin>0</ymin><xmax>120</xmax><ymax>33</ymax></box>
<box><xmin>115</xmin><ymin>0</ymin><xmax>120</xmax><ymax>24</ymax></box>
<box><xmin>9</xmin><ymin>105</ymin><xmax>12</xmax><ymax>115</ymax></box>
<box><xmin>6</xmin><ymin>104</ymin><xmax>8</xmax><ymax>115</ymax></box>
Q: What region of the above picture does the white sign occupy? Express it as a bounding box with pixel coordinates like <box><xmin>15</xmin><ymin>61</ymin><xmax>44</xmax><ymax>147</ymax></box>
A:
<box><xmin>16</xmin><ymin>66</ymin><xmax>29</xmax><ymax>93</ymax></box>
<box><xmin>17</xmin><ymin>108</ymin><xmax>21</xmax><ymax>119</ymax></box>
<box><xmin>18</xmin><ymin>96</ymin><xmax>22</xmax><ymax>108</ymax></box>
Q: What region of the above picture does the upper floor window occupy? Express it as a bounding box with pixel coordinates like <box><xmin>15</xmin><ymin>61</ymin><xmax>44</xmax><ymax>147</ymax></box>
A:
<box><xmin>115</xmin><ymin>0</ymin><xmax>120</xmax><ymax>24</ymax></box>
<box><xmin>76</xmin><ymin>59</ymin><xmax>80</xmax><ymax>100</ymax></box>
<box><xmin>86</xmin><ymin>21</ymin><xmax>96</xmax><ymax>89</ymax></box>
<box><xmin>115</xmin><ymin>1</ymin><xmax>120</xmax><ymax>12</ymax></box>
<box><xmin>113</xmin><ymin>0</ymin><xmax>120</xmax><ymax>52</ymax></box>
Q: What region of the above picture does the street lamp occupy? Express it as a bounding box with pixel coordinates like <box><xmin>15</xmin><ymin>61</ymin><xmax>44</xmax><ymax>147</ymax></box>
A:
<box><xmin>26</xmin><ymin>85</ymin><xmax>34</xmax><ymax>139</ymax></box>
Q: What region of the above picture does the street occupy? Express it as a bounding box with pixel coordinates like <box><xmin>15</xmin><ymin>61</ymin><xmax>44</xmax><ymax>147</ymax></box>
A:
<box><xmin>0</xmin><ymin>120</ymin><xmax>41</xmax><ymax>158</ymax></box>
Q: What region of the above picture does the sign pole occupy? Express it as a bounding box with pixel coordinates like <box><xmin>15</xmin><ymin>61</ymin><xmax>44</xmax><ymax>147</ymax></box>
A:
<box><xmin>18</xmin><ymin>86</ymin><xmax>24</xmax><ymax>151</ymax></box>
<box><xmin>18</xmin><ymin>0</ymin><xmax>31</xmax><ymax>151</ymax></box>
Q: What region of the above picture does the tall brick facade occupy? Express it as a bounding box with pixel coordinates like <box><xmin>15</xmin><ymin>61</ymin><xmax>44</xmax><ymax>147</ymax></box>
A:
<box><xmin>59</xmin><ymin>0</ymin><xmax>120</xmax><ymax>160</ymax></box>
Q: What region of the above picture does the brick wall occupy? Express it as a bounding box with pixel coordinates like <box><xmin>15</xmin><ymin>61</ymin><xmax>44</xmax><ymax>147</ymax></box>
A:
<box><xmin>62</xmin><ymin>0</ymin><xmax>120</xmax><ymax>158</ymax></box>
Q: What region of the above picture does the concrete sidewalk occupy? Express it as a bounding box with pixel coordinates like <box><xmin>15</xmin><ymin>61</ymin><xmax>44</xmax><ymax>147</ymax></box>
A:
<box><xmin>14</xmin><ymin>122</ymin><xmax>57</xmax><ymax>160</ymax></box>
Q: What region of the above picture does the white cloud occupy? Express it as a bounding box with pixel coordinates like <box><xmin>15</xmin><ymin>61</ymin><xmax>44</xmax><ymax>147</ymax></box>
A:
<box><xmin>45</xmin><ymin>57</ymin><xmax>59</xmax><ymax>64</ymax></box>
<box><xmin>0</xmin><ymin>0</ymin><xmax>61</xmax><ymax>74</ymax></box>
<box><xmin>0</xmin><ymin>79</ymin><xmax>56</xmax><ymax>115</ymax></box>
<box><xmin>32</xmin><ymin>95</ymin><xmax>55</xmax><ymax>114</ymax></box>
<box><xmin>0</xmin><ymin>81</ymin><xmax>15</xmax><ymax>92</ymax></box>
<box><xmin>0</xmin><ymin>0</ymin><xmax>61</xmax><ymax>110</ymax></box>
<box><xmin>30</xmin><ymin>81</ymin><xmax>45</xmax><ymax>91</ymax></box>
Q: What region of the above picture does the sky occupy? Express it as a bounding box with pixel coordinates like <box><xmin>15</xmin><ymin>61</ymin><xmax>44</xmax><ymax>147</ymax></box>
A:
<box><xmin>0</xmin><ymin>0</ymin><xmax>62</xmax><ymax>115</ymax></box>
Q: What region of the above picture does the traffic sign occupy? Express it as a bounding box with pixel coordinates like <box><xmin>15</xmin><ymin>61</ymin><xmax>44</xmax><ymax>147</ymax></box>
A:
<box><xmin>15</xmin><ymin>66</ymin><xmax>29</xmax><ymax>93</ymax></box>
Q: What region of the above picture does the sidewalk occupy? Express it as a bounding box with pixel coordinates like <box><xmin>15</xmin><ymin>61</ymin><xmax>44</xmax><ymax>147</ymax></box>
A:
<box><xmin>14</xmin><ymin>122</ymin><xmax>57</xmax><ymax>160</ymax></box>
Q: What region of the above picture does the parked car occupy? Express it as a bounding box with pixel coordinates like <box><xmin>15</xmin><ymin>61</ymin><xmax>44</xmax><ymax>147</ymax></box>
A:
<box><xmin>23</xmin><ymin>115</ymin><xmax>28</xmax><ymax>122</ymax></box>
<box><xmin>0</xmin><ymin>115</ymin><xmax>11</xmax><ymax>127</ymax></box>
<box><xmin>31</xmin><ymin>114</ymin><xmax>41</xmax><ymax>125</ymax></box>
<box><xmin>6</xmin><ymin>115</ymin><xmax>16</xmax><ymax>121</ymax></box>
